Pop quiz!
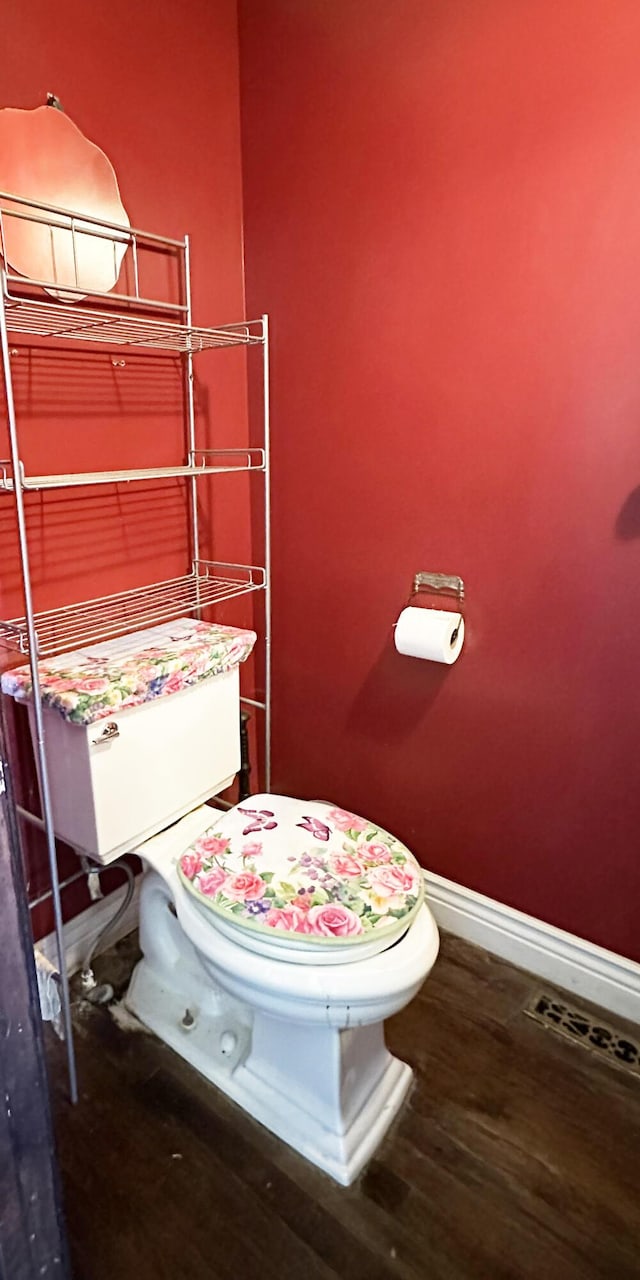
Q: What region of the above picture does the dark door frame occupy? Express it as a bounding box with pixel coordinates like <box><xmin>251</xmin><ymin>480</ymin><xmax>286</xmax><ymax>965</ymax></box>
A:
<box><xmin>0</xmin><ymin>710</ymin><xmax>70</xmax><ymax>1279</ymax></box>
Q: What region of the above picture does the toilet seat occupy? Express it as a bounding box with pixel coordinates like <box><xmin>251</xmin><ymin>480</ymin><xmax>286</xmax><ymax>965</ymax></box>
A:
<box><xmin>178</xmin><ymin>882</ymin><xmax>438</xmax><ymax>1023</ymax></box>
<box><xmin>175</xmin><ymin>793</ymin><xmax>424</xmax><ymax>962</ymax></box>
<box><xmin>188</xmin><ymin>896</ymin><xmax>412</xmax><ymax>964</ymax></box>
<box><xmin>136</xmin><ymin>802</ymin><xmax>438</xmax><ymax>1018</ymax></box>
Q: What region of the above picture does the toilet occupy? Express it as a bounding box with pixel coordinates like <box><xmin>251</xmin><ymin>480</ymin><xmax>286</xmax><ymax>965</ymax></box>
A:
<box><xmin>2</xmin><ymin>618</ymin><xmax>440</xmax><ymax>1185</ymax></box>
<box><xmin>126</xmin><ymin>795</ymin><xmax>439</xmax><ymax>1185</ymax></box>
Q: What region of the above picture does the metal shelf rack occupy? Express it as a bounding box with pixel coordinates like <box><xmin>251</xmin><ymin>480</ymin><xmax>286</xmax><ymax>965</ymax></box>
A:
<box><xmin>2</xmin><ymin>292</ymin><xmax>264</xmax><ymax>352</ymax></box>
<box><xmin>0</xmin><ymin>561</ymin><xmax>267</xmax><ymax>657</ymax></box>
<box><xmin>0</xmin><ymin>191</ymin><xmax>271</xmax><ymax>1106</ymax></box>
<box><xmin>0</xmin><ymin>449</ymin><xmax>266</xmax><ymax>492</ymax></box>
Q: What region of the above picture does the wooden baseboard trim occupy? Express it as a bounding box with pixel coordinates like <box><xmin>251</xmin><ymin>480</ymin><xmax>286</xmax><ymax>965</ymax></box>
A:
<box><xmin>425</xmin><ymin>871</ymin><xmax>640</xmax><ymax>1025</ymax></box>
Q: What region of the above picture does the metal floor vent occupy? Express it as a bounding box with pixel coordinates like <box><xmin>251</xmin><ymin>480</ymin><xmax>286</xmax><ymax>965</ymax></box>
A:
<box><xmin>525</xmin><ymin>992</ymin><xmax>640</xmax><ymax>1078</ymax></box>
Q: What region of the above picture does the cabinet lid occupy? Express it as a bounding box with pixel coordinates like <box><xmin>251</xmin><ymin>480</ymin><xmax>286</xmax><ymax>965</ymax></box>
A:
<box><xmin>0</xmin><ymin>617</ymin><xmax>255</xmax><ymax>725</ymax></box>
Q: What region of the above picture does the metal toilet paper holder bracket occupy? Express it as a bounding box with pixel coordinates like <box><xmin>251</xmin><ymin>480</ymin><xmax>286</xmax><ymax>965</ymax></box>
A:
<box><xmin>410</xmin><ymin>572</ymin><xmax>465</xmax><ymax>605</ymax></box>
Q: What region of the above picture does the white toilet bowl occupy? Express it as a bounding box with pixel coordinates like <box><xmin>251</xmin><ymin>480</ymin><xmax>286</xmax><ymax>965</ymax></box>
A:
<box><xmin>126</xmin><ymin>802</ymin><xmax>439</xmax><ymax>1185</ymax></box>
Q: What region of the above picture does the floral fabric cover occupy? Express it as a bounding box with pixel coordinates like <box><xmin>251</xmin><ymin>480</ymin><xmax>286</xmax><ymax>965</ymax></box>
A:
<box><xmin>0</xmin><ymin>618</ymin><xmax>256</xmax><ymax>727</ymax></box>
<box><xmin>177</xmin><ymin>793</ymin><xmax>424</xmax><ymax>948</ymax></box>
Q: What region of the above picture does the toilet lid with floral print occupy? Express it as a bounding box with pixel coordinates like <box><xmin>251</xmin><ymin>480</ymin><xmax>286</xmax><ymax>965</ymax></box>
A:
<box><xmin>177</xmin><ymin>794</ymin><xmax>424</xmax><ymax>953</ymax></box>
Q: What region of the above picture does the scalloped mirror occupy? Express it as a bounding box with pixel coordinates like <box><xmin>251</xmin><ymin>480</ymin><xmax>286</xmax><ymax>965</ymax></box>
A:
<box><xmin>0</xmin><ymin>105</ymin><xmax>130</xmax><ymax>301</ymax></box>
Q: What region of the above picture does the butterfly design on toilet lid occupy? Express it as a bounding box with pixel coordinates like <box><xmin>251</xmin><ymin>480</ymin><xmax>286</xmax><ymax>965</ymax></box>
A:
<box><xmin>177</xmin><ymin>794</ymin><xmax>424</xmax><ymax>951</ymax></box>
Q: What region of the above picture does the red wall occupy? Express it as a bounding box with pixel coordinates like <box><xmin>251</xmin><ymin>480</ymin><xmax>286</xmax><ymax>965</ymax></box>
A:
<box><xmin>239</xmin><ymin>0</ymin><xmax>640</xmax><ymax>960</ymax></box>
<box><xmin>1</xmin><ymin>0</ymin><xmax>248</xmax><ymax>935</ymax></box>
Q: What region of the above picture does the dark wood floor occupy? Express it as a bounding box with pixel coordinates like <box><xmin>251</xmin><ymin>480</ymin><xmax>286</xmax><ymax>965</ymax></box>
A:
<box><xmin>45</xmin><ymin>932</ymin><xmax>640</xmax><ymax>1280</ymax></box>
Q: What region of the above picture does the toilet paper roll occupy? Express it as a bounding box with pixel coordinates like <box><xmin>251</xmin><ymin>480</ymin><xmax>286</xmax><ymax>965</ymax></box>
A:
<box><xmin>394</xmin><ymin>606</ymin><xmax>464</xmax><ymax>664</ymax></box>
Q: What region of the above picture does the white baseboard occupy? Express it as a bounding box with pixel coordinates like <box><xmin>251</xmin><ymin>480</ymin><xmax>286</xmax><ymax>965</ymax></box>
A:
<box><xmin>36</xmin><ymin>878</ymin><xmax>140</xmax><ymax>977</ymax></box>
<box><xmin>425</xmin><ymin>871</ymin><xmax>640</xmax><ymax>1025</ymax></box>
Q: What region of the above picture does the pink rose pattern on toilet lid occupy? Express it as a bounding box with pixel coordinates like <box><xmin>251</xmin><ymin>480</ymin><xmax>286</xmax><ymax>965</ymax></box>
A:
<box><xmin>0</xmin><ymin>618</ymin><xmax>256</xmax><ymax>725</ymax></box>
<box><xmin>177</xmin><ymin>794</ymin><xmax>424</xmax><ymax>948</ymax></box>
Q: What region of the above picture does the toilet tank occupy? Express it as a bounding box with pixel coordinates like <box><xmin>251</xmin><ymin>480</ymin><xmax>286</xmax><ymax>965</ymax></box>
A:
<box><xmin>1</xmin><ymin>618</ymin><xmax>256</xmax><ymax>864</ymax></box>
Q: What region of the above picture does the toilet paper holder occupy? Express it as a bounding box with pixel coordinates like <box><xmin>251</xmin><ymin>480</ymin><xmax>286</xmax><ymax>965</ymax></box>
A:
<box><xmin>410</xmin><ymin>572</ymin><xmax>465</xmax><ymax>605</ymax></box>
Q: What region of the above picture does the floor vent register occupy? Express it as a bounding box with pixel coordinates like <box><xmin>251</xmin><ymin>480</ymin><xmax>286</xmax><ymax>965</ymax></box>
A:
<box><xmin>525</xmin><ymin>992</ymin><xmax>640</xmax><ymax>1078</ymax></box>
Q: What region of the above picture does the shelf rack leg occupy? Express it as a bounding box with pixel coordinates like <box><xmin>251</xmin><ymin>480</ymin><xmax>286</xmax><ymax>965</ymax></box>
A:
<box><xmin>0</xmin><ymin>285</ymin><xmax>79</xmax><ymax>1104</ymax></box>
<box><xmin>183</xmin><ymin>234</ymin><xmax>201</xmax><ymax>593</ymax></box>
<box><xmin>262</xmin><ymin>314</ymin><xmax>271</xmax><ymax>793</ymax></box>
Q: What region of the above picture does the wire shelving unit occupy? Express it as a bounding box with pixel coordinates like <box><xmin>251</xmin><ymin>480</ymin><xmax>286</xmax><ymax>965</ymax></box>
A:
<box><xmin>0</xmin><ymin>190</ymin><xmax>271</xmax><ymax>1106</ymax></box>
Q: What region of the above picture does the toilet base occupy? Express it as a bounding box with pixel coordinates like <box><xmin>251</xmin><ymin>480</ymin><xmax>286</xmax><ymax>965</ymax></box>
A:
<box><xmin>125</xmin><ymin>872</ymin><xmax>413</xmax><ymax>1185</ymax></box>
<box><xmin>128</xmin><ymin>955</ymin><xmax>412</xmax><ymax>1185</ymax></box>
